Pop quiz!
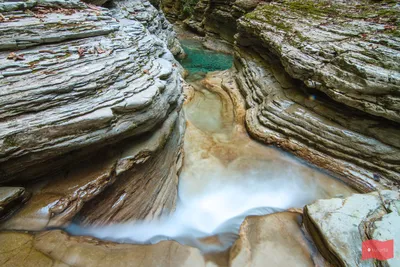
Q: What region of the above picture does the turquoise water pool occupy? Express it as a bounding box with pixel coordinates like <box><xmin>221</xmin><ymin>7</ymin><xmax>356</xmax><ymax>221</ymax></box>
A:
<box><xmin>178</xmin><ymin>39</ymin><xmax>233</xmax><ymax>78</ymax></box>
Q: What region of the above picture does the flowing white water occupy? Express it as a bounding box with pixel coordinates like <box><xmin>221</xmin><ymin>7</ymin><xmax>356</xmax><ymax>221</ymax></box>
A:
<box><xmin>68</xmin><ymin>72</ymin><xmax>354</xmax><ymax>252</ymax></box>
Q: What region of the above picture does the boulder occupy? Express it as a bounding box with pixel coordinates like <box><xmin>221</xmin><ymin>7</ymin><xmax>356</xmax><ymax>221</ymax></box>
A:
<box><xmin>230</xmin><ymin>212</ymin><xmax>328</xmax><ymax>267</ymax></box>
<box><xmin>304</xmin><ymin>190</ymin><xmax>400</xmax><ymax>267</ymax></box>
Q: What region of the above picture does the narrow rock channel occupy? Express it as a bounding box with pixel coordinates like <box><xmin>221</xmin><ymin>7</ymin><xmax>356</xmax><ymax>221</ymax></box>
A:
<box><xmin>69</xmin><ymin>37</ymin><xmax>354</xmax><ymax>260</ymax></box>
<box><xmin>0</xmin><ymin>0</ymin><xmax>399</xmax><ymax>266</ymax></box>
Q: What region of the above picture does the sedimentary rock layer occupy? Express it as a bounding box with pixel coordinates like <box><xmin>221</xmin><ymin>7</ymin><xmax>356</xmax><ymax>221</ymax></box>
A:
<box><xmin>158</xmin><ymin>0</ymin><xmax>184</xmax><ymax>22</ymax></box>
<box><xmin>110</xmin><ymin>0</ymin><xmax>185</xmax><ymax>58</ymax></box>
<box><xmin>78</xmin><ymin>111</ymin><xmax>185</xmax><ymax>225</ymax></box>
<box><xmin>0</xmin><ymin>110</ymin><xmax>184</xmax><ymax>230</ymax></box>
<box><xmin>240</xmin><ymin>1</ymin><xmax>400</xmax><ymax>122</ymax></box>
<box><xmin>304</xmin><ymin>190</ymin><xmax>400</xmax><ymax>267</ymax></box>
<box><xmin>232</xmin><ymin>0</ymin><xmax>400</xmax><ymax>191</ymax></box>
<box><xmin>0</xmin><ymin>0</ymin><xmax>184</xmax><ymax>183</ymax></box>
<box><xmin>234</xmin><ymin>44</ymin><xmax>400</xmax><ymax>192</ymax></box>
<box><xmin>170</xmin><ymin>0</ymin><xmax>259</xmax><ymax>42</ymax></box>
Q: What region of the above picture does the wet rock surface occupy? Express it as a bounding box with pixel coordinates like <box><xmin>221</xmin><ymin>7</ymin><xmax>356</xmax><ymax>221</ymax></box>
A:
<box><xmin>234</xmin><ymin>45</ymin><xmax>400</xmax><ymax>192</ymax></box>
<box><xmin>304</xmin><ymin>190</ymin><xmax>400</xmax><ymax>267</ymax></box>
<box><xmin>160</xmin><ymin>1</ymin><xmax>399</xmax><ymax>266</ymax></box>
<box><xmin>0</xmin><ymin>0</ymin><xmax>186</xmax><ymax>225</ymax></box>
<box><xmin>0</xmin><ymin>111</ymin><xmax>185</xmax><ymax>230</ymax></box>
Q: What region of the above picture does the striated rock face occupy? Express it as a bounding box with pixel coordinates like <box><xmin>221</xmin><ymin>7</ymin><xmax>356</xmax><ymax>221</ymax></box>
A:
<box><xmin>0</xmin><ymin>0</ymin><xmax>186</xmax><ymax>228</ymax></box>
<box><xmin>0</xmin><ymin>0</ymin><xmax>183</xmax><ymax>183</ymax></box>
<box><xmin>0</xmin><ymin>230</ymin><xmax>205</xmax><ymax>267</ymax></box>
<box><xmin>230</xmin><ymin>212</ymin><xmax>328</xmax><ymax>267</ymax></box>
<box><xmin>109</xmin><ymin>0</ymin><xmax>185</xmax><ymax>58</ymax></box>
<box><xmin>188</xmin><ymin>0</ymin><xmax>238</xmax><ymax>42</ymax></box>
<box><xmin>159</xmin><ymin>0</ymin><xmax>183</xmax><ymax>22</ymax></box>
<box><xmin>0</xmin><ymin>111</ymin><xmax>185</xmax><ymax>230</ymax></box>
<box><xmin>234</xmin><ymin>44</ymin><xmax>400</xmax><ymax>192</ymax></box>
<box><xmin>232</xmin><ymin>0</ymin><xmax>400</xmax><ymax>191</ymax></box>
<box><xmin>240</xmin><ymin>1</ymin><xmax>400</xmax><ymax>122</ymax></box>
<box><xmin>304</xmin><ymin>190</ymin><xmax>400</xmax><ymax>267</ymax></box>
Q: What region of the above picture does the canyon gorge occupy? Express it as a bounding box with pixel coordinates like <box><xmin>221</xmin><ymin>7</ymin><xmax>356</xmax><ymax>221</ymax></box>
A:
<box><xmin>0</xmin><ymin>0</ymin><xmax>399</xmax><ymax>266</ymax></box>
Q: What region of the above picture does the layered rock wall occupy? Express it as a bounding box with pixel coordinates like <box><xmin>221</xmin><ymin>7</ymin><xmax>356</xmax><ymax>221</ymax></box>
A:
<box><xmin>233</xmin><ymin>0</ymin><xmax>400</xmax><ymax>191</ymax></box>
<box><xmin>0</xmin><ymin>0</ymin><xmax>186</xmax><ymax>226</ymax></box>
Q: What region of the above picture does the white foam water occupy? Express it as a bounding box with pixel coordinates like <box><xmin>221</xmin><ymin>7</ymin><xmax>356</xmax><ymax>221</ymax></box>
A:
<box><xmin>67</xmin><ymin>173</ymin><xmax>310</xmax><ymax>252</ymax></box>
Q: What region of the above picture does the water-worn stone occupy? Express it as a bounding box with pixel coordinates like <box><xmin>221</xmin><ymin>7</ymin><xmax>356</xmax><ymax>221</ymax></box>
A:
<box><xmin>304</xmin><ymin>190</ymin><xmax>400</xmax><ymax>267</ymax></box>
<box><xmin>229</xmin><ymin>212</ymin><xmax>328</xmax><ymax>267</ymax></box>
<box><xmin>0</xmin><ymin>230</ymin><xmax>206</xmax><ymax>267</ymax></box>
<box><xmin>234</xmin><ymin>45</ymin><xmax>400</xmax><ymax>192</ymax></box>
<box><xmin>78</xmin><ymin>111</ymin><xmax>185</xmax><ymax>225</ymax></box>
<box><xmin>0</xmin><ymin>0</ymin><xmax>183</xmax><ymax>184</ymax></box>
<box><xmin>0</xmin><ymin>187</ymin><xmax>25</xmax><ymax>207</ymax></box>
<box><xmin>0</xmin><ymin>0</ymin><xmax>187</xmax><ymax>229</ymax></box>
